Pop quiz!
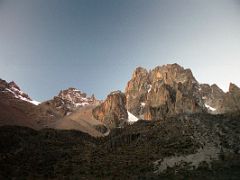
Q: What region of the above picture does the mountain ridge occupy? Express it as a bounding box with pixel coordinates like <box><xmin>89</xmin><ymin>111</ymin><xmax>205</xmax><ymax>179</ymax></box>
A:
<box><xmin>1</xmin><ymin>63</ymin><xmax>240</xmax><ymax>134</ymax></box>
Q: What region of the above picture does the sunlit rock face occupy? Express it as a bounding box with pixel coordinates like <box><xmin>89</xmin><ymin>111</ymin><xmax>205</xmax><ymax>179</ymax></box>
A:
<box><xmin>125</xmin><ymin>64</ymin><xmax>204</xmax><ymax>120</ymax></box>
<box><xmin>92</xmin><ymin>91</ymin><xmax>128</xmax><ymax>129</ymax></box>
<box><xmin>125</xmin><ymin>67</ymin><xmax>150</xmax><ymax>117</ymax></box>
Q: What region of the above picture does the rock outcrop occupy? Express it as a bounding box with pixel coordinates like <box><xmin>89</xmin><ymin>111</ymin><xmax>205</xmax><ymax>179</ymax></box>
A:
<box><xmin>39</xmin><ymin>88</ymin><xmax>100</xmax><ymax>117</ymax></box>
<box><xmin>199</xmin><ymin>84</ymin><xmax>225</xmax><ymax>114</ymax></box>
<box><xmin>199</xmin><ymin>83</ymin><xmax>240</xmax><ymax>114</ymax></box>
<box><xmin>125</xmin><ymin>67</ymin><xmax>150</xmax><ymax>116</ymax></box>
<box><xmin>92</xmin><ymin>91</ymin><xmax>128</xmax><ymax>129</ymax></box>
<box><xmin>222</xmin><ymin>83</ymin><xmax>240</xmax><ymax>112</ymax></box>
<box><xmin>58</xmin><ymin>88</ymin><xmax>98</xmax><ymax>107</ymax></box>
<box><xmin>125</xmin><ymin>64</ymin><xmax>204</xmax><ymax>120</ymax></box>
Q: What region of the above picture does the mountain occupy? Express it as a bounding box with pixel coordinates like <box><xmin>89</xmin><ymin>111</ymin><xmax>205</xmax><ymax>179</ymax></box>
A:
<box><xmin>1</xmin><ymin>64</ymin><xmax>240</xmax><ymax>179</ymax></box>
<box><xmin>199</xmin><ymin>83</ymin><xmax>225</xmax><ymax>114</ymax></box>
<box><xmin>1</xmin><ymin>64</ymin><xmax>240</xmax><ymax>133</ymax></box>
<box><xmin>200</xmin><ymin>82</ymin><xmax>240</xmax><ymax>114</ymax></box>
<box><xmin>0</xmin><ymin>79</ymin><xmax>39</xmax><ymax>105</ymax></box>
<box><xmin>125</xmin><ymin>64</ymin><xmax>204</xmax><ymax>120</ymax></box>
<box><xmin>1</xmin><ymin>64</ymin><xmax>240</xmax><ymax>134</ymax></box>
<box><xmin>38</xmin><ymin>88</ymin><xmax>106</xmax><ymax>136</ymax></box>
<box><xmin>222</xmin><ymin>83</ymin><xmax>240</xmax><ymax>112</ymax></box>
<box><xmin>39</xmin><ymin>87</ymin><xmax>101</xmax><ymax>117</ymax></box>
<box><xmin>0</xmin><ymin>80</ymin><xmax>106</xmax><ymax>136</ymax></box>
<box><xmin>125</xmin><ymin>63</ymin><xmax>240</xmax><ymax>119</ymax></box>
<box><xmin>93</xmin><ymin>90</ymin><xmax>128</xmax><ymax>129</ymax></box>
<box><xmin>0</xmin><ymin>79</ymin><xmax>55</xmax><ymax>129</ymax></box>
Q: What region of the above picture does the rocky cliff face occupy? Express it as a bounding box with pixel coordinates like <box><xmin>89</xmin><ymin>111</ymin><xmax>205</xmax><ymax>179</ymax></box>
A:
<box><xmin>125</xmin><ymin>64</ymin><xmax>204</xmax><ymax>120</ymax></box>
<box><xmin>39</xmin><ymin>88</ymin><xmax>100</xmax><ymax>117</ymax></box>
<box><xmin>199</xmin><ymin>83</ymin><xmax>240</xmax><ymax>114</ymax></box>
<box><xmin>199</xmin><ymin>84</ymin><xmax>225</xmax><ymax>114</ymax></box>
<box><xmin>92</xmin><ymin>91</ymin><xmax>128</xmax><ymax>129</ymax></box>
<box><xmin>125</xmin><ymin>67</ymin><xmax>149</xmax><ymax>116</ymax></box>
<box><xmin>222</xmin><ymin>83</ymin><xmax>240</xmax><ymax>112</ymax></box>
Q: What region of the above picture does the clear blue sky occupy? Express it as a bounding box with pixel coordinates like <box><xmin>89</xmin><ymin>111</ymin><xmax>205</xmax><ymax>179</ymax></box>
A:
<box><xmin>1</xmin><ymin>0</ymin><xmax>240</xmax><ymax>101</ymax></box>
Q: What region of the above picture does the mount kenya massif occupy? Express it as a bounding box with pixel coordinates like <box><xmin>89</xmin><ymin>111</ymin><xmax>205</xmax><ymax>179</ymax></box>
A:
<box><xmin>0</xmin><ymin>64</ymin><xmax>240</xmax><ymax>179</ymax></box>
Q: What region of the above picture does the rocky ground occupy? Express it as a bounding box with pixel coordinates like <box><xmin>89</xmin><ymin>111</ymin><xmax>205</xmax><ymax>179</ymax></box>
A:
<box><xmin>0</xmin><ymin>112</ymin><xmax>240</xmax><ymax>179</ymax></box>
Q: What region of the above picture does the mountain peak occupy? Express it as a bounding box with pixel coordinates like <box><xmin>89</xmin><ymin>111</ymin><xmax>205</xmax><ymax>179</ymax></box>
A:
<box><xmin>58</xmin><ymin>87</ymin><xmax>94</xmax><ymax>106</ymax></box>
<box><xmin>0</xmin><ymin>78</ymin><xmax>40</xmax><ymax>105</ymax></box>
<box><xmin>229</xmin><ymin>83</ymin><xmax>240</xmax><ymax>93</ymax></box>
<box><xmin>125</xmin><ymin>64</ymin><xmax>201</xmax><ymax>118</ymax></box>
<box><xmin>150</xmin><ymin>63</ymin><xmax>196</xmax><ymax>84</ymax></box>
<box><xmin>8</xmin><ymin>81</ymin><xmax>21</xmax><ymax>91</ymax></box>
<box><xmin>93</xmin><ymin>90</ymin><xmax>128</xmax><ymax>129</ymax></box>
<box><xmin>132</xmin><ymin>67</ymin><xmax>148</xmax><ymax>79</ymax></box>
<box><xmin>40</xmin><ymin>87</ymin><xmax>101</xmax><ymax>117</ymax></box>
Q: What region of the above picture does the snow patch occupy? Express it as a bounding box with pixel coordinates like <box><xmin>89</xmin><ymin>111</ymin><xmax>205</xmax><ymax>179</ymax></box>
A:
<box><xmin>66</xmin><ymin>112</ymin><xmax>72</xmax><ymax>116</ymax></box>
<box><xmin>31</xmin><ymin>100</ymin><xmax>41</xmax><ymax>105</ymax></box>
<box><xmin>153</xmin><ymin>144</ymin><xmax>220</xmax><ymax>174</ymax></box>
<box><xmin>104</xmin><ymin>129</ymin><xmax>110</xmax><ymax>136</ymax></box>
<box><xmin>127</xmin><ymin>111</ymin><xmax>139</xmax><ymax>124</ymax></box>
<box><xmin>75</xmin><ymin>102</ymin><xmax>89</xmax><ymax>107</ymax></box>
<box><xmin>205</xmin><ymin>104</ymin><xmax>216</xmax><ymax>111</ymax></box>
<box><xmin>140</xmin><ymin>102</ymin><xmax>146</xmax><ymax>107</ymax></box>
<box><xmin>4</xmin><ymin>88</ymin><xmax>40</xmax><ymax>105</ymax></box>
<box><xmin>148</xmin><ymin>85</ymin><xmax>152</xmax><ymax>93</ymax></box>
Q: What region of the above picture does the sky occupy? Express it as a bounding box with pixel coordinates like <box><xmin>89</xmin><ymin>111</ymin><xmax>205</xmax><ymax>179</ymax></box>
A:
<box><xmin>0</xmin><ymin>0</ymin><xmax>240</xmax><ymax>101</ymax></box>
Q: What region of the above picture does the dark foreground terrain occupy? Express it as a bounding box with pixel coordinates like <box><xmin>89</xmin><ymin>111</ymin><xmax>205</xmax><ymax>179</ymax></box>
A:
<box><xmin>0</xmin><ymin>112</ymin><xmax>240</xmax><ymax>179</ymax></box>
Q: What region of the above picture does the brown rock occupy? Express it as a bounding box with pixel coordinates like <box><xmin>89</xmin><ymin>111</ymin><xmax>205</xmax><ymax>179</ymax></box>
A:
<box><xmin>144</xmin><ymin>82</ymin><xmax>176</xmax><ymax>120</ymax></box>
<box><xmin>92</xmin><ymin>91</ymin><xmax>128</xmax><ymax>128</ymax></box>
<box><xmin>229</xmin><ymin>83</ymin><xmax>240</xmax><ymax>94</ymax></box>
<box><xmin>125</xmin><ymin>64</ymin><xmax>204</xmax><ymax>120</ymax></box>
<box><xmin>200</xmin><ymin>83</ymin><xmax>240</xmax><ymax>114</ymax></box>
<box><xmin>222</xmin><ymin>83</ymin><xmax>240</xmax><ymax>112</ymax></box>
<box><xmin>199</xmin><ymin>84</ymin><xmax>225</xmax><ymax>114</ymax></box>
<box><xmin>125</xmin><ymin>67</ymin><xmax>149</xmax><ymax>116</ymax></box>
